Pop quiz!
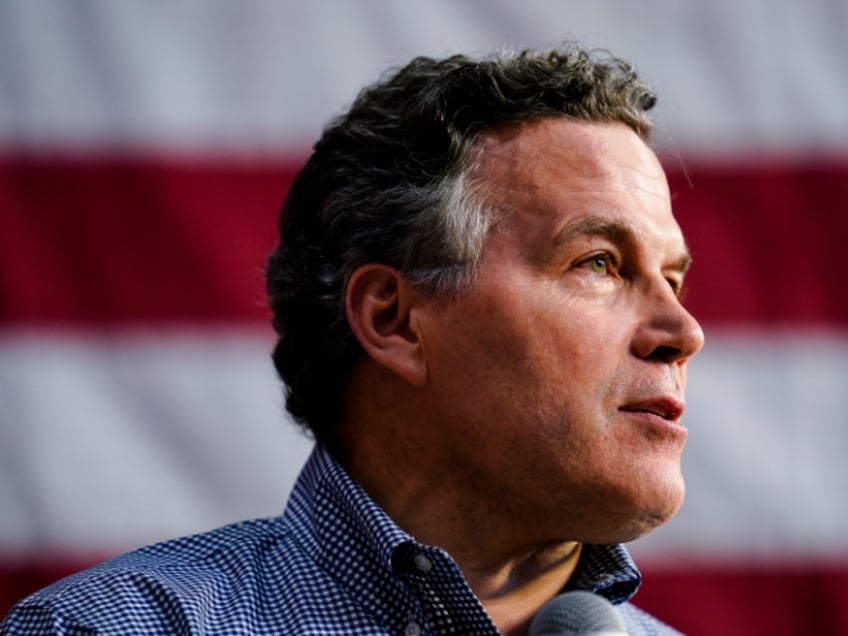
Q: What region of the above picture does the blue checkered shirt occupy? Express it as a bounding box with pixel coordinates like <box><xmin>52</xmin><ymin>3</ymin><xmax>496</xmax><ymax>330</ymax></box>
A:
<box><xmin>2</xmin><ymin>444</ymin><xmax>681</xmax><ymax>634</ymax></box>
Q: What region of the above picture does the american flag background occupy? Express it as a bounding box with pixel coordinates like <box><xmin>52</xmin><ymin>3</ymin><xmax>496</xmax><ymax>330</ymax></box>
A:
<box><xmin>1</xmin><ymin>1</ymin><xmax>847</xmax><ymax>633</ymax></box>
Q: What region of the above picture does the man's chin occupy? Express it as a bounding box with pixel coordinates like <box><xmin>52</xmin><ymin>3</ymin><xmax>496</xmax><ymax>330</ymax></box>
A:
<box><xmin>597</xmin><ymin>479</ymin><xmax>686</xmax><ymax>544</ymax></box>
<box><xmin>630</xmin><ymin>486</ymin><xmax>685</xmax><ymax>541</ymax></box>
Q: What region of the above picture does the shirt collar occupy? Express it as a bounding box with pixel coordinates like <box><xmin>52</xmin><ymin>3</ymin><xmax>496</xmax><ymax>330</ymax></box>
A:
<box><xmin>284</xmin><ymin>444</ymin><xmax>418</xmax><ymax>632</ymax></box>
<box><xmin>567</xmin><ymin>543</ymin><xmax>642</xmax><ymax>604</ymax></box>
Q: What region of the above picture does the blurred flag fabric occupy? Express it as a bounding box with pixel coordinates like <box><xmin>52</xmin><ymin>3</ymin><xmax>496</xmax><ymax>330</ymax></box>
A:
<box><xmin>1</xmin><ymin>2</ymin><xmax>847</xmax><ymax>634</ymax></box>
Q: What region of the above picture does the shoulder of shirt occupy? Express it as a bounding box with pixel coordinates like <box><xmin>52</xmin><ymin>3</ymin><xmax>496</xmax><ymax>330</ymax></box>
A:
<box><xmin>0</xmin><ymin>515</ymin><xmax>341</xmax><ymax>634</ymax></box>
<box><xmin>1</xmin><ymin>447</ymin><xmax>412</xmax><ymax>635</ymax></box>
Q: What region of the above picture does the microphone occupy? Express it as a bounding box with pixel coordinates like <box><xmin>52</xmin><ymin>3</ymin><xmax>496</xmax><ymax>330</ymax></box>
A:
<box><xmin>529</xmin><ymin>590</ymin><xmax>627</xmax><ymax>635</ymax></box>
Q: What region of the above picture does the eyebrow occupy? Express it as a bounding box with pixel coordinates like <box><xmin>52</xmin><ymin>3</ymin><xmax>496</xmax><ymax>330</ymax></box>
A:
<box><xmin>545</xmin><ymin>216</ymin><xmax>692</xmax><ymax>273</ymax></box>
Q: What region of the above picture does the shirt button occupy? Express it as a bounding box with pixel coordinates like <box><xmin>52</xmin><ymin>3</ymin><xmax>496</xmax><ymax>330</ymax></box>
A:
<box><xmin>405</xmin><ymin>621</ymin><xmax>422</xmax><ymax>636</ymax></box>
<box><xmin>413</xmin><ymin>553</ymin><xmax>433</xmax><ymax>573</ymax></box>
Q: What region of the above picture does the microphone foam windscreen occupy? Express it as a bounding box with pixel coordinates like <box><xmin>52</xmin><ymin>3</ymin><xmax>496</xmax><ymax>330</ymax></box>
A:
<box><xmin>529</xmin><ymin>590</ymin><xmax>628</xmax><ymax>635</ymax></box>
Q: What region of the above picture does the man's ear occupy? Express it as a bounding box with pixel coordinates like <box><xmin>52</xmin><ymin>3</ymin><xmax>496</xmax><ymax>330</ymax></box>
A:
<box><xmin>345</xmin><ymin>263</ymin><xmax>428</xmax><ymax>388</ymax></box>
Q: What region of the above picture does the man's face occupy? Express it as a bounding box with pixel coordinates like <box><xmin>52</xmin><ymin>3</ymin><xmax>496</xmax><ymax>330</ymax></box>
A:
<box><xmin>417</xmin><ymin>118</ymin><xmax>704</xmax><ymax>544</ymax></box>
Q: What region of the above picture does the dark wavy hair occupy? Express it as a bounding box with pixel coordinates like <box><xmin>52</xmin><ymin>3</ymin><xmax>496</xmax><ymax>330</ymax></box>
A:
<box><xmin>266</xmin><ymin>44</ymin><xmax>657</xmax><ymax>447</ymax></box>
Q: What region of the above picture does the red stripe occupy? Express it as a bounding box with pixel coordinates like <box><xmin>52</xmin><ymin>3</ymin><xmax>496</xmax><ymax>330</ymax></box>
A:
<box><xmin>2</xmin><ymin>155</ymin><xmax>847</xmax><ymax>325</ymax></box>
<box><xmin>2</xmin><ymin>559</ymin><xmax>847</xmax><ymax>634</ymax></box>
<box><xmin>0</xmin><ymin>155</ymin><xmax>298</xmax><ymax>325</ymax></box>
<box><xmin>636</xmin><ymin>564</ymin><xmax>848</xmax><ymax>635</ymax></box>
<box><xmin>0</xmin><ymin>559</ymin><xmax>96</xmax><ymax>618</ymax></box>
<box><xmin>669</xmin><ymin>158</ymin><xmax>848</xmax><ymax>326</ymax></box>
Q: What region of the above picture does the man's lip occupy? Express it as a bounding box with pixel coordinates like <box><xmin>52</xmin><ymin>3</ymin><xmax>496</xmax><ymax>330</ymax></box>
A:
<box><xmin>619</xmin><ymin>397</ymin><xmax>685</xmax><ymax>422</ymax></box>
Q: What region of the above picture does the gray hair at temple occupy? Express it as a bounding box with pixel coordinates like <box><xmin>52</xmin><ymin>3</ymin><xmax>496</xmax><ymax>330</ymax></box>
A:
<box><xmin>265</xmin><ymin>43</ymin><xmax>657</xmax><ymax>450</ymax></box>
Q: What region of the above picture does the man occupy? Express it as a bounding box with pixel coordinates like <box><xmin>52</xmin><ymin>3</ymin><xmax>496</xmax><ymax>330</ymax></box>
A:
<box><xmin>2</xmin><ymin>44</ymin><xmax>703</xmax><ymax>635</ymax></box>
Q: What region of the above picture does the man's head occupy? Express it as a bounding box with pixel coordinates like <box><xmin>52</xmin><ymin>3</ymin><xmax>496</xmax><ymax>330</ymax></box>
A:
<box><xmin>389</xmin><ymin>117</ymin><xmax>705</xmax><ymax>543</ymax></box>
<box><xmin>266</xmin><ymin>44</ymin><xmax>659</xmax><ymax>451</ymax></box>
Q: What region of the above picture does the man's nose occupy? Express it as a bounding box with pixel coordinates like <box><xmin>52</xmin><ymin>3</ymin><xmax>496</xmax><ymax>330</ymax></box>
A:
<box><xmin>631</xmin><ymin>283</ymin><xmax>705</xmax><ymax>364</ymax></box>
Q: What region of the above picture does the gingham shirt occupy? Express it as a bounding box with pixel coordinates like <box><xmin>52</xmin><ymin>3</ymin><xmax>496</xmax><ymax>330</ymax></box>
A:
<box><xmin>2</xmin><ymin>444</ymin><xmax>681</xmax><ymax>635</ymax></box>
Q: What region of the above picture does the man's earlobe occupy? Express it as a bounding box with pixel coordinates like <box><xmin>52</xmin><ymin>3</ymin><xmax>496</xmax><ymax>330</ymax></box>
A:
<box><xmin>345</xmin><ymin>264</ymin><xmax>428</xmax><ymax>387</ymax></box>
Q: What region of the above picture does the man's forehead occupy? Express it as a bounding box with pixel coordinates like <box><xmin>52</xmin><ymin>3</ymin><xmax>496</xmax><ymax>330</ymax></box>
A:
<box><xmin>476</xmin><ymin>118</ymin><xmax>665</xmax><ymax>198</ymax></box>
<box><xmin>473</xmin><ymin>119</ymin><xmax>685</xmax><ymax>266</ymax></box>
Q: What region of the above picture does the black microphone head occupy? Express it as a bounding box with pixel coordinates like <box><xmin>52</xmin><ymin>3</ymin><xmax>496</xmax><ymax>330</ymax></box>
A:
<box><xmin>529</xmin><ymin>590</ymin><xmax>628</xmax><ymax>635</ymax></box>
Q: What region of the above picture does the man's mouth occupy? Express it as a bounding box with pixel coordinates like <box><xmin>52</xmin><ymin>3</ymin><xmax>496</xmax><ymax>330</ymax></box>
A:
<box><xmin>619</xmin><ymin>397</ymin><xmax>685</xmax><ymax>422</ymax></box>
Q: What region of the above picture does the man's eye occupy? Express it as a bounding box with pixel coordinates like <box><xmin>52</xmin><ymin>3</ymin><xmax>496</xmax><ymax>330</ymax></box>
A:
<box><xmin>587</xmin><ymin>254</ymin><xmax>611</xmax><ymax>274</ymax></box>
<box><xmin>667</xmin><ymin>277</ymin><xmax>686</xmax><ymax>298</ymax></box>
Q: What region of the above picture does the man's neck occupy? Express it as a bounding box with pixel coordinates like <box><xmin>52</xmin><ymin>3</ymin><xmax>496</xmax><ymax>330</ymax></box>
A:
<box><xmin>354</xmin><ymin>452</ymin><xmax>581</xmax><ymax>636</ymax></box>
<box><xmin>344</xmin><ymin>438</ymin><xmax>583</xmax><ymax>635</ymax></box>
<box><xmin>462</xmin><ymin>542</ymin><xmax>583</xmax><ymax>636</ymax></box>
<box><xmin>339</xmin><ymin>381</ymin><xmax>585</xmax><ymax>634</ymax></box>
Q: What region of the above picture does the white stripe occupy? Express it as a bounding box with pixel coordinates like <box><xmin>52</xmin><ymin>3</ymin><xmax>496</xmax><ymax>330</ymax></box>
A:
<box><xmin>0</xmin><ymin>329</ymin><xmax>313</xmax><ymax>555</ymax></box>
<box><xmin>1</xmin><ymin>328</ymin><xmax>846</xmax><ymax>559</ymax></box>
<box><xmin>0</xmin><ymin>0</ymin><xmax>846</xmax><ymax>156</ymax></box>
